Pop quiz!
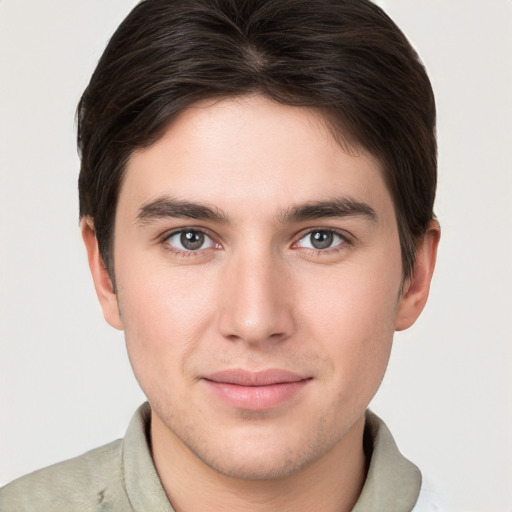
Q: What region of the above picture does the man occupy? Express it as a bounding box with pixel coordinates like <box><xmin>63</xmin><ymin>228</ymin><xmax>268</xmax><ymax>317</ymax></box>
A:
<box><xmin>0</xmin><ymin>0</ymin><xmax>440</xmax><ymax>510</ymax></box>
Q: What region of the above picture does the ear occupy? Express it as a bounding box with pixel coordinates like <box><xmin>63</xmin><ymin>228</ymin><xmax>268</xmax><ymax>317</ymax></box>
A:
<box><xmin>81</xmin><ymin>217</ymin><xmax>124</xmax><ymax>330</ymax></box>
<box><xmin>395</xmin><ymin>220</ymin><xmax>440</xmax><ymax>331</ymax></box>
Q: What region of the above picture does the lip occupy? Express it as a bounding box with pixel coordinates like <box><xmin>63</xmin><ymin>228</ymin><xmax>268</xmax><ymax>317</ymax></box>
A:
<box><xmin>202</xmin><ymin>369</ymin><xmax>311</xmax><ymax>410</ymax></box>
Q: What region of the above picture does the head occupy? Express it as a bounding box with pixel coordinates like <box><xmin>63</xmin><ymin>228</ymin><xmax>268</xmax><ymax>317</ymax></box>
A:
<box><xmin>78</xmin><ymin>0</ymin><xmax>439</xmax><ymax>483</ymax></box>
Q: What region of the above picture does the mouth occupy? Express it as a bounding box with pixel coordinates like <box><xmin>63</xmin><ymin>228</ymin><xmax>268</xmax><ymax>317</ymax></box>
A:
<box><xmin>202</xmin><ymin>369</ymin><xmax>311</xmax><ymax>410</ymax></box>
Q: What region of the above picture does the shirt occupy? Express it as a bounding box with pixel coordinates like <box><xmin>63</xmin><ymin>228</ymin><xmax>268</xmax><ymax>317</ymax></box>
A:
<box><xmin>0</xmin><ymin>403</ymin><xmax>440</xmax><ymax>511</ymax></box>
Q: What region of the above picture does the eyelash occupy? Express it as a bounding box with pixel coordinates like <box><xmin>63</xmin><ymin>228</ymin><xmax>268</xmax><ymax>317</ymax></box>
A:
<box><xmin>292</xmin><ymin>228</ymin><xmax>352</xmax><ymax>255</ymax></box>
<box><xmin>159</xmin><ymin>227</ymin><xmax>352</xmax><ymax>257</ymax></box>
<box><xmin>160</xmin><ymin>228</ymin><xmax>219</xmax><ymax>257</ymax></box>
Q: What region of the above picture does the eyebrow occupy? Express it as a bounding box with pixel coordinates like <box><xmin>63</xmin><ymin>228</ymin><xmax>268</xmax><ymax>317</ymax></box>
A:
<box><xmin>136</xmin><ymin>197</ymin><xmax>229</xmax><ymax>225</ymax></box>
<box><xmin>278</xmin><ymin>198</ymin><xmax>377</xmax><ymax>224</ymax></box>
<box><xmin>136</xmin><ymin>196</ymin><xmax>377</xmax><ymax>226</ymax></box>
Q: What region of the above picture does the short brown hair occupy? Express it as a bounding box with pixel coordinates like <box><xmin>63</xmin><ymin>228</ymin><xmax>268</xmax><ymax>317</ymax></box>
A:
<box><xmin>78</xmin><ymin>0</ymin><xmax>436</xmax><ymax>279</ymax></box>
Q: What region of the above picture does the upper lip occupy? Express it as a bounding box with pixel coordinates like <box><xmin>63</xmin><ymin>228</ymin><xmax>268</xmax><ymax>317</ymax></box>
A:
<box><xmin>204</xmin><ymin>369</ymin><xmax>309</xmax><ymax>386</ymax></box>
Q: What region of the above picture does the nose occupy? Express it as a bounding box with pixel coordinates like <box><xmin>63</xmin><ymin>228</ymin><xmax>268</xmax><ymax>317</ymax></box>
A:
<box><xmin>217</xmin><ymin>249</ymin><xmax>295</xmax><ymax>346</ymax></box>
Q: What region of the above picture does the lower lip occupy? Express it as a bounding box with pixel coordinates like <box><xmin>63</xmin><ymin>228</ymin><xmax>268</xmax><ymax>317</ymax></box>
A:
<box><xmin>203</xmin><ymin>380</ymin><xmax>309</xmax><ymax>410</ymax></box>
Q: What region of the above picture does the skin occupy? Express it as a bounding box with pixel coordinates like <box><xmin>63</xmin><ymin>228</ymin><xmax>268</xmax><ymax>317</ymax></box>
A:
<box><xmin>82</xmin><ymin>95</ymin><xmax>439</xmax><ymax>512</ymax></box>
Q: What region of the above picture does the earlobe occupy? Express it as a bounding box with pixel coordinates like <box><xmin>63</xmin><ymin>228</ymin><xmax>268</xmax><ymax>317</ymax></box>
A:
<box><xmin>395</xmin><ymin>221</ymin><xmax>440</xmax><ymax>331</ymax></box>
<box><xmin>80</xmin><ymin>218</ymin><xmax>124</xmax><ymax>330</ymax></box>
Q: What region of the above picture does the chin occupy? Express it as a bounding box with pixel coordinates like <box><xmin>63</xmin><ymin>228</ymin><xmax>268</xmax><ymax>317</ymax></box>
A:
<box><xmin>200</xmin><ymin>449</ymin><xmax>309</xmax><ymax>481</ymax></box>
<box><xmin>187</xmin><ymin>428</ymin><xmax>334</xmax><ymax>482</ymax></box>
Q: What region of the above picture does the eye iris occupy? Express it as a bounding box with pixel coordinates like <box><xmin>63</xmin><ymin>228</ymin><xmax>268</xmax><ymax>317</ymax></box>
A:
<box><xmin>180</xmin><ymin>231</ymin><xmax>204</xmax><ymax>250</ymax></box>
<box><xmin>311</xmin><ymin>231</ymin><xmax>333</xmax><ymax>249</ymax></box>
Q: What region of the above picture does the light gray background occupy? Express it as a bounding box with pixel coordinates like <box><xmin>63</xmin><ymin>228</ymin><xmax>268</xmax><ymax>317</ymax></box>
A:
<box><xmin>1</xmin><ymin>1</ymin><xmax>511</xmax><ymax>510</ymax></box>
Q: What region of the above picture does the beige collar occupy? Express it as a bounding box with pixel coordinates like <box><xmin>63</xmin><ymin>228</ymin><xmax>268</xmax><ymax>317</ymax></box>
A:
<box><xmin>122</xmin><ymin>404</ymin><xmax>421</xmax><ymax>512</ymax></box>
<box><xmin>353</xmin><ymin>410</ymin><xmax>422</xmax><ymax>511</ymax></box>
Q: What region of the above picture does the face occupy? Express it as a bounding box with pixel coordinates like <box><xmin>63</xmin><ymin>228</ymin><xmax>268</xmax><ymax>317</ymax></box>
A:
<box><xmin>101</xmin><ymin>95</ymin><xmax>412</xmax><ymax>479</ymax></box>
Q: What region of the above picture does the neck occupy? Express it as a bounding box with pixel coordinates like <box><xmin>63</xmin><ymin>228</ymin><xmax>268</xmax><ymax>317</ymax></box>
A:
<box><xmin>151</xmin><ymin>411</ymin><xmax>367</xmax><ymax>512</ymax></box>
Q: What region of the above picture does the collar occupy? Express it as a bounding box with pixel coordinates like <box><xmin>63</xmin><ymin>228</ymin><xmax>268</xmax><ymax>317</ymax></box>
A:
<box><xmin>122</xmin><ymin>404</ymin><xmax>421</xmax><ymax>512</ymax></box>
<box><xmin>352</xmin><ymin>410</ymin><xmax>422</xmax><ymax>511</ymax></box>
<box><xmin>122</xmin><ymin>403</ymin><xmax>173</xmax><ymax>511</ymax></box>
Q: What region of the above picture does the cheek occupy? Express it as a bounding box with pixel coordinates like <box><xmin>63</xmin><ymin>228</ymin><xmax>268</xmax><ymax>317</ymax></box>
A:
<box><xmin>116</xmin><ymin>263</ymin><xmax>218</xmax><ymax>387</ymax></box>
<box><xmin>296</xmin><ymin>256</ymin><xmax>400</xmax><ymax>396</ymax></box>
<box><xmin>299</xmin><ymin>251</ymin><xmax>401</xmax><ymax>335</ymax></box>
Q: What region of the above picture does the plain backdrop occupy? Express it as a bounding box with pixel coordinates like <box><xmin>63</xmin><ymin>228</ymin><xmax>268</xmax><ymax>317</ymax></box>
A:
<box><xmin>1</xmin><ymin>1</ymin><xmax>511</xmax><ymax>510</ymax></box>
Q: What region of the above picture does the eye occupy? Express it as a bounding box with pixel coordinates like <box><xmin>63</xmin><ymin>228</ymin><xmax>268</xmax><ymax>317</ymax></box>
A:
<box><xmin>165</xmin><ymin>229</ymin><xmax>216</xmax><ymax>252</ymax></box>
<box><xmin>296</xmin><ymin>230</ymin><xmax>346</xmax><ymax>250</ymax></box>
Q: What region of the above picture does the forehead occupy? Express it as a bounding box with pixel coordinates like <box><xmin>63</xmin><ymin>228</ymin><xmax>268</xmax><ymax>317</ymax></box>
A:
<box><xmin>119</xmin><ymin>95</ymin><xmax>392</xmax><ymax>220</ymax></box>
